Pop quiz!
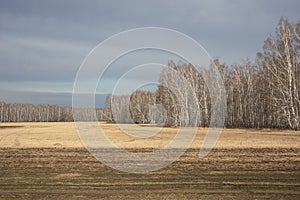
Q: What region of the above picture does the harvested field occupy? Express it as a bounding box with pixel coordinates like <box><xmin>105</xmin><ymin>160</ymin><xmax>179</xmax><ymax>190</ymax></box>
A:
<box><xmin>0</xmin><ymin>122</ymin><xmax>299</xmax><ymax>199</ymax></box>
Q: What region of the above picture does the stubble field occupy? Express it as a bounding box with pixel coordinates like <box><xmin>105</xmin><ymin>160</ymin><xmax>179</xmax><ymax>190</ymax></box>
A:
<box><xmin>0</xmin><ymin>122</ymin><xmax>299</xmax><ymax>199</ymax></box>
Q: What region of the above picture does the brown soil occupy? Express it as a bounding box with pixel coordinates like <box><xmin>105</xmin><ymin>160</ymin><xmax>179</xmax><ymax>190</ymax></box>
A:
<box><xmin>0</xmin><ymin>122</ymin><xmax>299</xmax><ymax>199</ymax></box>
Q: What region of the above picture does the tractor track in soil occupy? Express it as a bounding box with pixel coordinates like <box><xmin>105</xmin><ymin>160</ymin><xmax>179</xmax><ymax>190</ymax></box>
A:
<box><xmin>0</xmin><ymin>147</ymin><xmax>299</xmax><ymax>199</ymax></box>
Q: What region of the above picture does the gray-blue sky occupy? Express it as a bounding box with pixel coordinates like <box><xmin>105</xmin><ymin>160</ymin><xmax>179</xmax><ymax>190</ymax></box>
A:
<box><xmin>0</xmin><ymin>0</ymin><xmax>299</xmax><ymax>106</ymax></box>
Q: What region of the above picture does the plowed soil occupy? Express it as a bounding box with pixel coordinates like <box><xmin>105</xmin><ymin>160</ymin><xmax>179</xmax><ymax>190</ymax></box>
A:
<box><xmin>0</xmin><ymin>122</ymin><xmax>299</xmax><ymax>199</ymax></box>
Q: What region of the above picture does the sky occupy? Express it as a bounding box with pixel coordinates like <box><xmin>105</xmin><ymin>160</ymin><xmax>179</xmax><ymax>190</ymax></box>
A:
<box><xmin>0</xmin><ymin>0</ymin><xmax>300</xmax><ymax>106</ymax></box>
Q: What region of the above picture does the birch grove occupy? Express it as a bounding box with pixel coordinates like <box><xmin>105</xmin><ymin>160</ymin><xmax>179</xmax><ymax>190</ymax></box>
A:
<box><xmin>1</xmin><ymin>18</ymin><xmax>299</xmax><ymax>129</ymax></box>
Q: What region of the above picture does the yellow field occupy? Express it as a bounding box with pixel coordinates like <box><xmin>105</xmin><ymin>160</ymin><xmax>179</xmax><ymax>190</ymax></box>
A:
<box><xmin>0</xmin><ymin>122</ymin><xmax>299</xmax><ymax>199</ymax></box>
<box><xmin>0</xmin><ymin>122</ymin><xmax>299</xmax><ymax>149</ymax></box>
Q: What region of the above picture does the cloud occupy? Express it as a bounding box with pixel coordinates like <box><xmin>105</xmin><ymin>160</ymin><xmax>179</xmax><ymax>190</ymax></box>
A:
<box><xmin>0</xmin><ymin>35</ymin><xmax>93</xmax><ymax>81</ymax></box>
<box><xmin>0</xmin><ymin>0</ymin><xmax>299</xmax><ymax>105</ymax></box>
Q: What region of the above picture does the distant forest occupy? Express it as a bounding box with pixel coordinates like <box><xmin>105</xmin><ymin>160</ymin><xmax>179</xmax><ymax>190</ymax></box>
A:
<box><xmin>1</xmin><ymin>18</ymin><xmax>300</xmax><ymax>130</ymax></box>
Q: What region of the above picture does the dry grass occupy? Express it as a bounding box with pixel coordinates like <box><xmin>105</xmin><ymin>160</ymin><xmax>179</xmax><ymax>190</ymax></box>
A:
<box><xmin>0</xmin><ymin>122</ymin><xmax>299</xmax><ymax>199</ymax></box>
<box><xmin>0</xmin><ymin>122</ymin><xmax>299</xmax><ymax>149</ymax></box>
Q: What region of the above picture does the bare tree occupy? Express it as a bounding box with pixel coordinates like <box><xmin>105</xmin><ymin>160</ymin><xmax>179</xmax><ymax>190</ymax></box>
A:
<box><xmin>259</xmin><ymin>17</ymin><xmax>300</xmax><ymax>130</ymax></box>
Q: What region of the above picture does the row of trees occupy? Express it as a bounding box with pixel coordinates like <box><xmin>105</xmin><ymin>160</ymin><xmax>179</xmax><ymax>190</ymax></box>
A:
<box><xmin>110</xmin><ymin>18</ymin><xmax>300</xmax><ymax>130</ymax></box>
<box><xmin>0</xmin><ymin>102</ymin><xmax>111</xmax><ymax>122</ymax></box>
<box><xmin>1</xmin><ymin>18</ymin><xmax>299</xmax><ymax>129</ymax></box>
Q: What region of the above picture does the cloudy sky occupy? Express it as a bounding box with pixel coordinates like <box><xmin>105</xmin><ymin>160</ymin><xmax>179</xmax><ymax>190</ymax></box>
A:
<box><xmin>0</xmin><ymin>0</ymin><xmax>299</xmax><ymax>106</ymax></box>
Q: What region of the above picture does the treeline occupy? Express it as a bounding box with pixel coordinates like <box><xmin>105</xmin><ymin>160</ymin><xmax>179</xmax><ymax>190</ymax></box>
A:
<box><xmin>1</xmin><ymin>18</ymin><xmax>299</xmax><ymax>130</ymax></box>
<box><xmin>0</xmin><ymin>102</ymin><xmax>111</xmax><ymax>122</ymax></box>
<box><xmin>110</xmin><ymin>18</ymin><xmax>300</xmax><ymax>130</ymax></box>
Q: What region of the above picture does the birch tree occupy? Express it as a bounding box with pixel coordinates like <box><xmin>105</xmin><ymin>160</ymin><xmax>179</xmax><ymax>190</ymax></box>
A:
<box><xmin>259</xmin><ymin>18</ymin><xmax>300</xmax><ymax>130</ymax></box>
